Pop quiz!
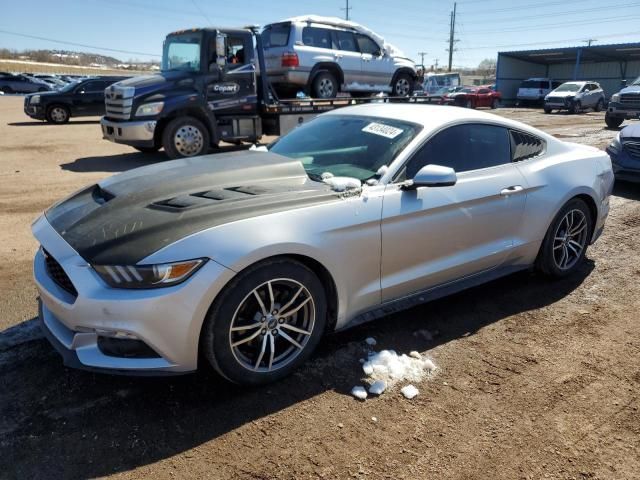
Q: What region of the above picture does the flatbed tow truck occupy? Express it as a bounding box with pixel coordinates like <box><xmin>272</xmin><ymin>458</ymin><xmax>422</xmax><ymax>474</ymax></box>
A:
<box><xmin>100</xmin><ymin>25</ymin><xmax>428</xmax><ymax>158</ymax></box>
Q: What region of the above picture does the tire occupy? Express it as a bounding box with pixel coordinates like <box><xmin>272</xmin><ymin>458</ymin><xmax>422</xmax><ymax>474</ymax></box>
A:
<box><xmin>134</xmin><ymin>146</ymin><xmax>160</xmax><ymax>153</ymax></box>
<box><xmin>544</xmin><ymin>107</ymin><xmax>552</xmax><ymax>114</ymax></box>
<box><xmin>391</xmin><ymin>73</ymin><xmax>414</xmax><ymax>97</ymax></box>
<box><xmin>594</xmin><ymin>99</ymin><xmax>604</xmax><ymax>112</ymax></box>
<box><xmin>311</xmin><ymin>71</ymin><xmax>338</xmax><ymax>99</ymax></box>
<box><xmin>162</xmin><ymin>116</ymin><xmax>210</xmax><ymax>159</ymax></box>
<box><xmin>46</xmin><ymin>105</ymin><xmax>70</xmax><ymax>124</ymax></box>
<box><xmin>465</xmin><ymin>99</ymin><xmax>474</xmax><ymax>109</ymax></box>
<box><xmin>536</xmin><ymin>198</ymin><xmax>593</xmax><ymax>278</ymax></box>
<box><xmin>605</xmin><ymin>114</ymin><xmax>624</xmax><ymax>129</ymax></box>
<box><xmin>200</xmin><ymin>258</ymin><xmax>327</xmax><ymax>385</ymax></box>
<box><xmin>570</xmin><ymin>101</ymin><xmax>581</xmax><ymax>115</ymax></box>
<box><xmin>491</xmin><ymin>98</ymin><xmax>499</xmax><ymax>109</ymax></box>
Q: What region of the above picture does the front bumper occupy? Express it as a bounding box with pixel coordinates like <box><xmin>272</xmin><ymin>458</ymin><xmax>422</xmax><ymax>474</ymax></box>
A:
<box><xmin>607</xmin><ymin>102</ymin><xmax>640</xmax><ymax>119</ymax></box>
<box><xmin>24</xmin><ymin>103</ymin><xmax>45</xmax><ymax>119</ymax></box>
<box><xmin>100</xmin><ymin>117</ymin><xmax>157</xmax><ymax>148</ymax></box>
<box><xmin>32</xmin><ymin>215</ymin><xmax>235</xmax><ymax>375</ymax></box>
<box><xmin>607</xmin><ymin>148</ymin><xmax>640</xmax><ymax>183</ymax></box>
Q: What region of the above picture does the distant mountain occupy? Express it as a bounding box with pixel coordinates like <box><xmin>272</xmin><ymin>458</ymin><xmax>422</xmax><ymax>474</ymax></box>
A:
<box><xmin>0</xmin><ymin>48</ymin><xmax>159</xmax><ymax>70</ymax></box>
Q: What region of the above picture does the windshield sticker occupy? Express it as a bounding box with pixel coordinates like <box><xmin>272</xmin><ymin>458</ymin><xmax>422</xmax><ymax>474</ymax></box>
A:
<box><xmin>362</xmin><ymin>122</ymin><xmax>404</xmax><ymax>139</ymax></box>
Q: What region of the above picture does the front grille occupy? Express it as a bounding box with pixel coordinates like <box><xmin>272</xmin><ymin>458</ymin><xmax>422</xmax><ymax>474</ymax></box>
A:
<box><xmin>623</xmin><ymin>141</ymin><xmax>640</xmax><ymax>159</ymax></box>
<box><xmin>43</xmin><ymin>249</ymin><xmax>78</xmax><ymax>297</ymax></box>
<box><xmin>104</xmin><ymin>84</ymin><xmax>135</xmax><ymax>120</ymax></box>
<box><xmin>620</xmin><ymin>93</ymin><xmax>640</xmax><ymax>108</ymax></box>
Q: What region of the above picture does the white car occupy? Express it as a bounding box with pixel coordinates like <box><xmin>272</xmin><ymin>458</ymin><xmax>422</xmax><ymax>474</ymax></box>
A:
<box><xmin>544</xmin><ymin>81</ymin><xmax>606</xmax><ymax>114</ymax></box>
<box><xmin>33</xmin><ymin>104</ymin><xmax>614</xmax><ymax>384</ymax></box>
<box><xmin>516</xmin><ymin>78</ymin><xmax>562</xmax><ymax>106</ymax></box>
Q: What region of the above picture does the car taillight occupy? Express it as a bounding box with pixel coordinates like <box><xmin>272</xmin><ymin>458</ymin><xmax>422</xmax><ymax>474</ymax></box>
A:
<box><xmin>281</xmin><ymin>52</ymin><xmax>299</xmax><ymax>67</ymax></box>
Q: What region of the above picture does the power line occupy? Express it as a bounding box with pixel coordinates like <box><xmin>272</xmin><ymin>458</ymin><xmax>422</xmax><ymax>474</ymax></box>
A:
<box><xmin>0</xmin><ymin>29</ymin><xmax>160</xmax><ymax>57</ymax></box>
<box><xmin>190</xmin><ymin>0</ymin><xmax>213</xmax><ymax>25</ymax></box>
<box><xmin>463</xmin><ymin>13</ymin><xmax>640</xmax><ymax>34</ymax></box>
<box><xmin>462</xmin><ymin>30</ymin><xmax>640</xmax><ymax>50</ymax></box>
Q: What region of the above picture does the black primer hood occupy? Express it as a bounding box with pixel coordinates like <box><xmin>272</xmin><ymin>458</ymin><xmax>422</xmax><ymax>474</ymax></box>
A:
<box><xmin>45</xmin><ymin>152</ymin><xmax>342</xmax><ymax>265</ymax></box>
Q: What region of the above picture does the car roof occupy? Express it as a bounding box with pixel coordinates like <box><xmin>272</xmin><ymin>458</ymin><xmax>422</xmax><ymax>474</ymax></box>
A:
<box><xmin>323</xmin><ymin>103</ymin><xmax>555</xmax><ymax>140</ymax></box>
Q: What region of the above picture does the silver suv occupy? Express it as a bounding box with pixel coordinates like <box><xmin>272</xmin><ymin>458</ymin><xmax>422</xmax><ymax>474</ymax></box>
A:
<box><xmin>262</xmin><ymin>16</ymin><xmax>417</xmax><ymax>99</ymax></box>
<box><xmin>544</xmin><ymin>81</ymin><xmax>606</xmax><ymax>114</ymax></box>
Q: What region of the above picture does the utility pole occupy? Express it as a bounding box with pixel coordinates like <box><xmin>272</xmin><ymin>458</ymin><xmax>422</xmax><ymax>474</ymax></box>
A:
<box><xmin>418</xmin><ymin>51</ymin><xmax>428</xmax><ymax>69</ymax></box>
<box><xmin>434</xmin><ymin>58</ymin><xmax>439</xmax><ymax>71</ymax></box>
<box><xmin>341</xmin><ymin>0</ymin><xmax>352</xmax><ymax>20</ymax></box>
<box><xmin>583</xmin><ymin>38</ymin><xmax>597</xmax><ymax>46</ymax></box>
<box><xmin>447</xmin><ymin>2</ymin><xmax>457</xmax><ymax>72</ymax></box>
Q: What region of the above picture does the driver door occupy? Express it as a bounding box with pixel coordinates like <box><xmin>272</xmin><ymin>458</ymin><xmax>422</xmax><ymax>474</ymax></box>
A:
<box><xmin>380</xmin><ymin>123</ymin><xmax>527</xmax><ymax>301</ymax></box>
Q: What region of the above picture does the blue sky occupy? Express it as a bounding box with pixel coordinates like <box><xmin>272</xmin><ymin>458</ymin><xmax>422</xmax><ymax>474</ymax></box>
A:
<box><xmin>1</xmin><ymin>0</ymin><xmax>640</xmax><ymax>67</ymax></box>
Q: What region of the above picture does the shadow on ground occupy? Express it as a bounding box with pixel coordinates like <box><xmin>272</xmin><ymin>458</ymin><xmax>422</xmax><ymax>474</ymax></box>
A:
<box><xmin>61</xmin><ymin>144</ymin><xmax>255</xmax><ymax>173</ymax></box>
<box><xmin>0</xmin><ymin>261</ymin><xmax>594</xmax><ymax>479</ymax></box>
<box><xmin>613</xmin><ymin>180</ymin><xmax>640</xmax><ymax>201</ymax></box>
<box><xmin>8</xmin><ymin>120</ymin><xmax>100</xmax><ymax>126</ymax></box>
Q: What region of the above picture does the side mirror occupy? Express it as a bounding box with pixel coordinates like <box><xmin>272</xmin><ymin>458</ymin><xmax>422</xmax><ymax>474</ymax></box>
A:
<box><xmin>405</xmin><ymin>164</ymin><xmax>457</xmax><ymax>189</ymax></box>
<box><xmin>215</xmin><ymin>32</ymin><xmax>227</xmax><ymax>68</ymax></box>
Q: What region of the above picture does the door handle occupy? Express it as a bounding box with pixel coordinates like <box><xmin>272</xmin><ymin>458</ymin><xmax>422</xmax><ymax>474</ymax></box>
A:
<box><xmin>500</xmin><ymin>185</ymin><xmax>524</xmax><ymax>195</ymax></box>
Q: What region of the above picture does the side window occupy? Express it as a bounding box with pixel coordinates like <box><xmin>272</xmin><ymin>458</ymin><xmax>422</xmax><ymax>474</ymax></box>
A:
<box><xmin>510</xmin><ymin>130</ymin><xmax>546</xmax><ymax>162</ymax></box>
<box><xmin>83</xmin><ymin>81</ymin><xmax>106</xmax><ymax>92</ymax></box>
<box><xmin>333</xmin><ymin>30</ymin><xmax>358</xmax><ymax>52</ymax></box>
<box><xmin>302</xmin><ymin>27</ymin><xmax>333</xmax><ymax>49</ymax></box>
<box><xmin>404</xmin><ymin>124</ymin><xmax>511</xmax><ymax>178</ymax></box>
<box><xmin>478</xmin><ymin>88</ymin><xmax>490</xmax><ymax>94</ymax></box>
<box><xmin>226</xmin><ymin>36</ymin><xmax>248</xmax><ymax>65</ymax></box>
<box><xmin>355</xmin><ymin>34</ymin><xmax>379</xmax><ymax>55</ymax></box>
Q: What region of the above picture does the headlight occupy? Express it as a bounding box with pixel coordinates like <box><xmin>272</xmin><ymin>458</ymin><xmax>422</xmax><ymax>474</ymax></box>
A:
<box><xmin>608</xmin><ymin>133</ymin><xmax>622</xmax><ymax>154</ymax></box>
<box><xmin>135</xmin><ymin>102</ymin><xmax>164</xmax><ymax>117</ymax></box>
<box><xmin>30</xmin><ymin>95</ymin><xmax>40</xmax><ymax>104</ymax></box>
<box><xmin>611</xmin><ymin>93</ymin><xmax>620</xmax><ymax>103</ymax></box>
<box><xmin>93</xmin><ymin>259</ymin><xmax>205</xmax><ymax>289</ymax></box>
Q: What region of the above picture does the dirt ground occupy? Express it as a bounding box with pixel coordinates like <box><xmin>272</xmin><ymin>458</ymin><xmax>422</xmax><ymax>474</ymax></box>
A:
<box><xmin>1</xmin><ymin>96</ymin><xmax>639</xmax><ymax>480</ymax></box>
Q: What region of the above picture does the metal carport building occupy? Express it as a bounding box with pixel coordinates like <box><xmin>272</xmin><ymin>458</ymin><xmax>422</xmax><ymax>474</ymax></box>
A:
<box><xmin>496</xmin><ymin>42</ymin><xmax>640</xmax><ymax>104</ymax></box>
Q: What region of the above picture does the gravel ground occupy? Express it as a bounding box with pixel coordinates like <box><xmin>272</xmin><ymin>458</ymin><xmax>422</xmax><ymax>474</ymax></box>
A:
<box><xmin>1</xmin><ymin>96</ymin><xmax>639</xmax><ymax>479</ymax></box>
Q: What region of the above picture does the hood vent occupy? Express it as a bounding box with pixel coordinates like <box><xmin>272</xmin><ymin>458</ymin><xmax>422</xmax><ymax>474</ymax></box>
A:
<box><xmin>92</xmin><ymin>185</ymin><xmax>115</xmax><ymax>205</ymax></box>
<box><xmin>150</xmin><ymin>186</ymin><xmax>262</xmax><ymax>211</ymax></box>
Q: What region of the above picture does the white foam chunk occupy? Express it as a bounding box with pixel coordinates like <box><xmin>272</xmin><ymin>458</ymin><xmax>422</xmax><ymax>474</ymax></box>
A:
<box><xmin>351</xmin><ymin>386</ymin><xmax>368</xmax><ymax>400</ymax></box>
<box><xmin>363</xmin><ymin>350</ymin><xmax>436</xmax><ymax>385</ymax></box>
<box><xmin>365</xmin><ymin>337</ymin><xmax>377</xmax><ymax>346</ymax></box>
<box><xmin>368</xmin><ymin>380</ymin><xmax>387</xmax><ymax>395</ymax></box>
<box><xmin>401</xmin><ymin>385</ymin><xmax>419</xmax><ymax>399</ymax></box>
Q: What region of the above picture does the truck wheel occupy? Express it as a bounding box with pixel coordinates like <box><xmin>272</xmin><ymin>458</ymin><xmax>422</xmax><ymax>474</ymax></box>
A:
<box><xmin>594</xmin><ymin>99</ymin><xmax>604</xmax><ymax>112</ymax></box>
<box><xmin>46</xmin><ymin>105</ymin><xmax>70</xmax><ymax>124</ymax></box>
<box><xmin>605</xmin><ymin>114</ymin><xmax>624</xmax><ymax>129</ymax></box>
<box><xmin>162</xmin><ymin>116</ymin><xmax>210</xmax><ymax>159</ymax></box>
<box><xmin>311</xmin><ymin>71</ymin><xmax>338</xmax><ymax>99</ymax></box>
<box><xmin>134</xmin><ymin>146</ymin><xmax>160</xmax><ymax>154</ymax></box>
<box><xmin>392</xmin><ymin>73</ymin><xmax>414</xmax><ymax>97</ymax></box>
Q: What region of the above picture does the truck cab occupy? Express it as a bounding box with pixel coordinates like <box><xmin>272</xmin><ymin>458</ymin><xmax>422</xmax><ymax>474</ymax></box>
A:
<box><xmin>101</xmin><ymin>27</ymin><xmax>266</xmax><ymax>158</ymax></box>
<box><xmin>605</xmin><ymin>77</ymin><xmax>640</xmax><ymax>129</ymax></box>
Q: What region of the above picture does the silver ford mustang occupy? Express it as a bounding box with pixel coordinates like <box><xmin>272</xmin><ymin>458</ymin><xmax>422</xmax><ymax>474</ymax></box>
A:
<box><xmin>33</xmin><ymin>104</ymin><xmax>614</xmax><ymax>384</ymax></box>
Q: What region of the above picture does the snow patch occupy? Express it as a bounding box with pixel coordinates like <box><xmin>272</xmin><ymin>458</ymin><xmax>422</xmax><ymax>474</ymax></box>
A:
<box><xmin>401</xmin><ymin>385</ymin><xmax>419</xmax><ymax>399</ymax></box>
<box><xmin>249</xmin><ymin>144</ymin><xmax>268</xmax><ymax>152</ymax></box>
<box><xmin>368</xmin><ymin>380</ymin><xmax>387</xmax><ymax>395</ymax></box>
<box><xmin>323</xmin><ymin>176</ymin><xmax>361</xmax><ymax>192</ymax></box>
<box><xmin>362</xmin><ymin>349</ymin><xmax>436</xmax><ymax>386</ymax></box>
<box><xmin>351</xmin><ymin>386</ymin><xmax>368</xmax><ymax>400</ymax></box>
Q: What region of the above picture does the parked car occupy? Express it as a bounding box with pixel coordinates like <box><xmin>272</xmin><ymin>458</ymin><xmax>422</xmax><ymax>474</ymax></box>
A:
<box><xmin>441</xmin><ymin>86</ymin><xmax>501</xmax><ymax>109</ymax></box>
<box><xmin>438</xmin><ymin>85</ymin><xmax>465</xmax><ymax>104</ymax></box>
<box><xmin>24</xmin><ymin>76</ymin><xmax>128</xmax><ymax>123</ymax></box>
<box><xmin>606</xmin><ymin>123</ymin><xmax>640</xmax><ymax>182</ymax></box>
<box><xmin>0</xmin><ymin>73</ymin><xmax>51</xmax><ymax>93</ymax></box>
<box><xmin>516</xmin><ymin>78</ymin><xmax>562</xmax><ymax>106</ymax></box>
<box><xmin>605</xmin><ymin>76</ymin><xmax>640</xmax><ymax>128</ymax></box>
<box><xmin>33</xmin><ymin>104</ymin><xmax>613</xmax><ymax>383</ymax></box>
<box><xmin>544</xmin><ymin>81</ymin><xmax>605</xmax><ymax>114</ymax></box>
<box><xmin>262</xmin><ymin>15</ymin><xmax>417</xmax><ymax>99</ymax></box>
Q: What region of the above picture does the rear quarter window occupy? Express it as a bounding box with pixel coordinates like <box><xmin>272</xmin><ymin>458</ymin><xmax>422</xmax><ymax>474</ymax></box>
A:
<box><xmin>510</xmin><ymin>130</ymin><xmax>546</xmax><ymax>162</ymax></box>
<box><xmin>262</xmin><ymin>24</ymin><xmax>290</xmax><ymax>48</ymax></box>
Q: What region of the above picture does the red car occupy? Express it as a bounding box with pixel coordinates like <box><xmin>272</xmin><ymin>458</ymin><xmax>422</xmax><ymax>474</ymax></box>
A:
<box><xmin>441</xmin><ymin>85</ymin><xmax>501</xmax><ymax>109</ymax></box>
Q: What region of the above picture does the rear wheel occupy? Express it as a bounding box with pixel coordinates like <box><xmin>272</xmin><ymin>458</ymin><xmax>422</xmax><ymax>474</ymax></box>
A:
<box><xmin>392</xmin><ymin>73</ymin><xmax>414</xmax><ymax>97</ymax></box>
<box><xmin>162</xmin><ymin>116</ymin><xmax>210</xmax><ymax>159</ymax></box>
<box><xmin>536</xmin><ymin>198</ymin><xmax>592</xmax><ymax>278</ymax></box>
<box><xmin>311</xmin><ymin>71</ymin><xmax>338</xmax><ymax>99</ymax></box>
<box><xmin>605</xmin><ymin>114</ymin><xmax>624</xmax><ymax>129</ymax></box>
<box><xmin>200</xmin><ymin>258</ymin><xmax>327</xmax><ymax>385</ymax></box>
<box><xmin>46</xmin><ymin>105</ymin><xmax>69</xmax><ymax>124</ymax></box>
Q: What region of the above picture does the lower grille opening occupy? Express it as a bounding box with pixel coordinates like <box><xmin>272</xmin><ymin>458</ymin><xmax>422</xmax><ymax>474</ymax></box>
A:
<box><xmin>97</xmin><ymin>336</ymin><xmax>162</xmax><ymax>359</ymax></box>
<box><xmin>43</xmin><ymin>249</ymin><xmax>78</xmax><ymax>297</ymax></box>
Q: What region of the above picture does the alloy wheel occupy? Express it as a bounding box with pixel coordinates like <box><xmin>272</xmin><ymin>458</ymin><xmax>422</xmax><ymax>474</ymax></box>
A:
<box><xmin>173</xmin><ymin>125</ymin><xmax>204</xmax><ymax>156</ymax></box>
<box><xmin>552</xmin><ymin>209</ymin><xmax>588</xmax><ymax>270</ymax></box>
<box><xmin>229</xmin><ymin>278</ymin><xmax>316</xmax><ymax>372</ymax></box>
<box><xmin>318</xmin><ymin>78</ymin><xmax>334</xmax><ymax>98</ymax></box>
<box><xmin>395</xmin><ymin>78</ymin><xmax>410</xmax><ymax>96</ymax></box>
<box><xmin>50</xmin><ymin>107</ymin><xmax>67</xmax><ymax>123</ymax></box>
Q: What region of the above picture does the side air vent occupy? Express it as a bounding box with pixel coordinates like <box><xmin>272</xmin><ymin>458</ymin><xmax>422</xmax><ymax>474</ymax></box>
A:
<box><xmin>510</xmin><ymin>130</ymin><xmax>546</xmax><ymax>162</ymax></box>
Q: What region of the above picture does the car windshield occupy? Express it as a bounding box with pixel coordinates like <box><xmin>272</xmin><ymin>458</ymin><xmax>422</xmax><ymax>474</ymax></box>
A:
<box><xmin>162</xmin><ymin>33</ymin><xmax>201</xmax><ymax>72</ymax></box>
<box><xmin>554</xmin><ymin>83</ymin><xmax>582</xmax><ymax>92</ymax></box>
<box><xmin>522</xmin><ymin>80</ymin><xmax>547</xmax><ymax>89</ymax></box>
<box><xmin>269</xmin><ymin>115</ymin><xmax>421</xmax><ymax>182</ymax></box>
<box><xmin>460</xmin><ymin>88</ymin><xmax>476</xmax><ymax>93</ymax></box>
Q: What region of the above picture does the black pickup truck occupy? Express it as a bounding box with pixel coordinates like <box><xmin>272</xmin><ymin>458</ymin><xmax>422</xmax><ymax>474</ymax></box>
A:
<box><xmin>25</xmin><ymin>76</ymin><xmax>128</xmax><ymax>124</ymax></box>
<box><xmin>100</xmin><ymin>26</ymin><xmax>429</xmax><ymax>158</ymax></box>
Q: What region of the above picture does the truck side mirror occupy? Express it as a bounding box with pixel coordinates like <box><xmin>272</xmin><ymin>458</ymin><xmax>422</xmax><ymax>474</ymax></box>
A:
<box><xmin>215</xmin><ymin>33</ymin><xmax>227</xmax><ymax>68</ymax></box>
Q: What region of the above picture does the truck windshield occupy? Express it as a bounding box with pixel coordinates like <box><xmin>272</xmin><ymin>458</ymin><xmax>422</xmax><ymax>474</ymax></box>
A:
<box><xmin>269</xmin><ymin>115</ymin><xmax>421</xmax><ymax>182</ymax></box>
<box><xmin>162</xmin><ymin>33</ymin><xmax>201</xmax><ymax>72</ymax></box>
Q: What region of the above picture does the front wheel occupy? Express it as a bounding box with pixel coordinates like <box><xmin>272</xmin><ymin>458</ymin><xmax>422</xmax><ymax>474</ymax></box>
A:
<box><xmin>391</xmin><ymin>73</ymin><xmax>414</xmax><ymax>97</ymax></box>
<box><xmin>594</xmin><ymin>99</ymin><xmax>604</xmax><ymax>112</ymax></box>
<box><xmin>46</xmin><ymin>105</ymin><xmax>70</xmax><ymax>124</ymax></box>
<box><xmin>605</xmin><ymin>114</ymin><xmax>624</xmax><ymax>129</ymax></box>
<box><xmin>162</xmin><ymin>116</ymin><xmax>210</xmax><ymax>159</ymax></box>
<box><xmin>536</xmin><ymin>198</ymin><xmax>592</xmax><ymax>278</ymax></box>
<box><xmin>465</xmin><ymin>99</ymin><xmax>474</xmax><ymax>109</ymax></box>
<box><xmin>200</xmin><ymin>259</ymin><xmax>327</xmax><ymax>385</ymax></box>
<box><xmin>544</xmin><ymin>107</ymin><xmax>552</xmax><ymax>114</ymax></box>
<box><xmin>570</xmin><ymin>101</ymin><xmax>581</xmax><ymax>114</ymax></box>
